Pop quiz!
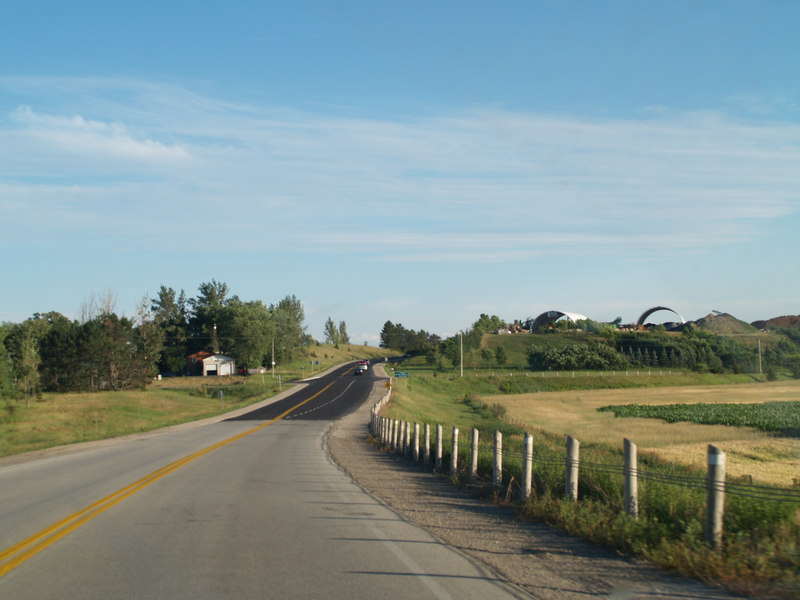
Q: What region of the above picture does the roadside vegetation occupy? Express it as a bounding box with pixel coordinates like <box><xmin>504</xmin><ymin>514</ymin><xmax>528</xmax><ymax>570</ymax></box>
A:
<box><xmin>378</xmin><ymin>367</ymin><xmax>800</xmax><ymax>597</ymax></box>
<box><xmin>1</xmin><ymin>342</ymin><xmax>392</xmax><ymax>460</ymax></box>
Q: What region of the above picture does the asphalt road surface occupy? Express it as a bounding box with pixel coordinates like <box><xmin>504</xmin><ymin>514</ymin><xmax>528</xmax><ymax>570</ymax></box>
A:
<box><xmin>0</xmin><ymin>363</ymin><xmax>528</xmax><ymax>600</ymax></box>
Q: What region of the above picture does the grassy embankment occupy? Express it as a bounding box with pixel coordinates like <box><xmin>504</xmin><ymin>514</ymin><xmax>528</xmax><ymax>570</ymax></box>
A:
<box><xmin>1</xmin><ymin>343</ymin><xmax>392</xmax><ymax>459</ymax></box>
<box><xmin>379</xmin><ymin>361</ymin><xmax>800</xmax><ymax>597</ymax></box>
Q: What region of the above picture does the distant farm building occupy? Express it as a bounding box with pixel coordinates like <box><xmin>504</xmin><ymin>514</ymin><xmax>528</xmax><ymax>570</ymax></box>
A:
<box><xmin>636</xmin><ymin>306</ymin><xmax>686</xmax><ymax>328</ymax></box>
<box><xmin>186</xmin><ymin>351</ymin><xmax>236</xmax><ymax>376</ymax></box>
<box><xmin>530</xmin><ymin>311</ymin><xmax>588</xmax><ymax>332</ymax></box>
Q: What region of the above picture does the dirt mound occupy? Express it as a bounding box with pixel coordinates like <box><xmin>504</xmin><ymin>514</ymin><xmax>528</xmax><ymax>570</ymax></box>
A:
<box><xmin>752</xmin><ymin>315</ymin><xmax>800</xmax><ymax>330</ymax></box>
<box><xmin>693</xmin><ymin>312</ymin><xmax>758</xmax><ymax>334</ymax></box>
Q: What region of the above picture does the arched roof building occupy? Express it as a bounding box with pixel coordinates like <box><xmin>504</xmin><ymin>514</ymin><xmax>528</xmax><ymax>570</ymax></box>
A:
<box><xmin>636</xmin><ymin>306</ymin><xmax>686</xmax><ymax>327</ymax></box>
<box><xmin>530</xmin><ymin>311</ymin><xmax>588</xmax><ymax>332</ymax></box>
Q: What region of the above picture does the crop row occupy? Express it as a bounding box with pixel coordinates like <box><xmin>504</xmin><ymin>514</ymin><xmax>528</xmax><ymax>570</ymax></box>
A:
<box><xmin>597</xmin><ymin>400</ymin><xmax>800</xmax><ymax>433</ymax></box>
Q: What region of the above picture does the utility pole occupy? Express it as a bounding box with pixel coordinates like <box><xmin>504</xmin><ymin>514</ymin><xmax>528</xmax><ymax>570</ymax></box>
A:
<box><xmin>460</xmin><ymin>331</ymin><xmax>463</xmax><ymax>378</ymax></box>
<box><xmin>272</xmin><ymin>338</ymin><xmax>275</xmax><ymax>378</ymax></box>
<box><xmin>758</xmin><ymin>339</ymin><xmax>762</xmax><ymax>375</ymax></box>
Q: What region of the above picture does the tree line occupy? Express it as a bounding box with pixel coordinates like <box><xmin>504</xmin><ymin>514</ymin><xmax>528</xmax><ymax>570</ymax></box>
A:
<box><xmin>0</xmin><ymin>281</ymin><xmax>310</xmax><ymax>400</ymax></box>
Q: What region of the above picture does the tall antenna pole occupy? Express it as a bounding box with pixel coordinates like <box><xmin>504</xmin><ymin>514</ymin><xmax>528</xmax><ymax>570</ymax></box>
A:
<box><xmin>758</xmin><ymin>339</ymin><xmax>762</xmax><ymax>375</ymax></box>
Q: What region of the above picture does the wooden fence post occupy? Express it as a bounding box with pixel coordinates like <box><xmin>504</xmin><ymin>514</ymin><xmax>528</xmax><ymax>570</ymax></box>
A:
<box><xmin>450</xmin><ymin>427</ymin><xmax>459</xmax><ymax>477</ymax></box>
<box><xmin>423</xmin><ymin>423</ymin><xmax>431</xmax><ymax>465</ymax></box>
<box><xmin>705</xmin><ymin>444</ymin><xmax>726</xmax><ymax>548</ymax></box>
<box><xmin>624</xmin><ymin>438</ymin><xmax>638</xmax><ymax>518</ymax></box>
<box><xmin>493</xmin><ymin>430</ymin><xmax>503</xmax><ymax>487</ymax></box>
<box><xmin>565</xmin><ymin>435</ymin><xmax>580</xmax><ymax>501</ymax></box>
<box><xmin>413</xmin><ymin>423</ymin><xmax>420</xmax><ymax>462</ymax></box>
<box><xmin>522</xmin><ymin>433</ymin><xmax>533</xmax><ymax>501</ymax></box>
<box><xmin>470</xmin><ymin>428</ymin><xmax>479</xmax><ymax>481</ymax></box>
<box><xmin>435</xmin><ymin>424</ymin><xmax>443</xmax><ymax>472</ymax></box>
<box><xmin>399</xmin><ymin>421</ymin><xmax>405</xmax><ymax>453</ymax></box>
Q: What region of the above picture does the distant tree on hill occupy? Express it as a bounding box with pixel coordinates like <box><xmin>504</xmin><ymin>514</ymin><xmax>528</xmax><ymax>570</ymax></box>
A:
<box><xmin>324</xmin><ymin>317</ymin><xmax>339</xmax><ymax>345</ymax></box>
<box><xmin>481</xmin><ymin>347</ymin><xmax>493</xmax><ymax>365</ymax></box>
<box><xmin>338</xmin><ymin>321</ymin><xmax>350</xmax><ymax>345</ymax></box>
<box><xmin>495</xmin><ymin>346</ymin><xmax>507</xmax><ymax>367</ymax></box>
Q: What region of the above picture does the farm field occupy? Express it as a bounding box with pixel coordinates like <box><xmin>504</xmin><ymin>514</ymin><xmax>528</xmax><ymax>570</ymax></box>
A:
<box><xmin>494</xmin><ymin>380</ymin><xmax>800</xmax><ymax>486</ymax></box>
<box><xmin>378</xmin><ymin>366</ymin><xmax>800</xmax><ymax>592</ymax></box>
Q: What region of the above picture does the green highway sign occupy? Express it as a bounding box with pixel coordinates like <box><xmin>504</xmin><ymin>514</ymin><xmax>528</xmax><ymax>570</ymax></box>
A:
<box><xmin>394</xmin><ymin>372</ymin><xmax>409</xmax><ymax>378</ymax></box>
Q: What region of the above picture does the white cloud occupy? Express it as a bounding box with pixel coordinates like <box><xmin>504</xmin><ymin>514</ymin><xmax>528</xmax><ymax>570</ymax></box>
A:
<box><xmin>2</xmin><ymin>77</ymin><xmax>799</xmax><ymax>261</ymax></box>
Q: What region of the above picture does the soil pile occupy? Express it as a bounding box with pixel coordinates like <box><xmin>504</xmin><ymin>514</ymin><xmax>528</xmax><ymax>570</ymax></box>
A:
<box><xmin>694</xmin><ymin>312</ymin><xmax>758</xmax><ymax>334</ymax></box>
<box><xmin>752</xmin><ymin>315</ymin><xmax>800</xmax><ymax>330</ymax></box>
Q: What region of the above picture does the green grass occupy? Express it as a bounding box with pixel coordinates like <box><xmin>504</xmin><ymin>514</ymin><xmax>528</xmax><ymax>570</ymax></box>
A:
<box><xmin>598</xmin><ymin>401</ymin><xmax>800</xmax><ymax>437</ymax></box>
<box><xmin>379</xmin><ymin>373</ymin><xmax>800</xmax><ymax>597</ymax></box>
<box><xmin>0</xmin><ymin>385</ymin><xmax>284</xmax><ymax>459</ymax></box>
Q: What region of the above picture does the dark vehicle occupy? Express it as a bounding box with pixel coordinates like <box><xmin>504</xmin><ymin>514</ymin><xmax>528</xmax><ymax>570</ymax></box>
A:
<box><xmin>354</xmin><ymin>364</ymin><xmax>368</xmax><ymax>376</ymax></box>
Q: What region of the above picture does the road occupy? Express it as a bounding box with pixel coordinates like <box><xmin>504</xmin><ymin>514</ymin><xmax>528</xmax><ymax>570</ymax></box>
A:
<box><xmin>0</xmin><ymin>362</ymin><xmax>528</xmax><ymax>600</ymax></box>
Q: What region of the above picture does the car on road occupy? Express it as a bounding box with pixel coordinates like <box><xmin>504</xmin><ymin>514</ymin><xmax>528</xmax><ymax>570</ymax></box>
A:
<box><xmin>354</xmin><ymin>364</ymin><xmax>368</xmax><ymax>375</ymax></box>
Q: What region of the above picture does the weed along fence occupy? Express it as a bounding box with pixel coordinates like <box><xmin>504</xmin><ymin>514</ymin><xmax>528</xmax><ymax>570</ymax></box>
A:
<box><xmin>370</xmin><ymin>393</ymin><xmax>800</xmax><ymax>549</ymax></box>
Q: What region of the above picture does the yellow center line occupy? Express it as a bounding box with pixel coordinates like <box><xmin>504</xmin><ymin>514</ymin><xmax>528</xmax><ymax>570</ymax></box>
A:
<box><xmin>0</xmin><ymin>380</ymin><xmax>336</xmax><ymax>578</ymax></box>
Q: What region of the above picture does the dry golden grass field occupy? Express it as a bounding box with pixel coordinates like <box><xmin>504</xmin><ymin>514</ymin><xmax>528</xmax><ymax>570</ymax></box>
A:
<box><xmin>494</xmin><ymin>380</ymin><xmax>800</xmax><ymax>486</ymax></box>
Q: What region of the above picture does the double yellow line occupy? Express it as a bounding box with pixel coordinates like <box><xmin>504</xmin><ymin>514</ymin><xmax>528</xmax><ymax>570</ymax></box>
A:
<box><xmin>0</xmin><ymin>380</ymin><xmax>335</xmax><ymax>578</ymax></box>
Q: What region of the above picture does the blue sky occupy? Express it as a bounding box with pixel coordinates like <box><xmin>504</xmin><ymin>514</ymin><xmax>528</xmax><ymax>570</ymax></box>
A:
<box><xmin>2</xmin><ymin>1</ymin><xmax>799</xmax><ymax>344</ymax></box>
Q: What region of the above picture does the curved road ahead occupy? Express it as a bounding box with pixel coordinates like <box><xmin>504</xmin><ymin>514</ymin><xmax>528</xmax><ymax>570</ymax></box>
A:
<box><xmin>0</xmin><ymin>362</ymin><xmax>527</xmax><ymax>599</ymax></box>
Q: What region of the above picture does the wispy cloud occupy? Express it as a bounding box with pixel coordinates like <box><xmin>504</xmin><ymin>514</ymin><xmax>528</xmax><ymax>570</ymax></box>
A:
<box><xmin>1</xmin><ymin>77</ymin><xmax>799</xmax><ymax>261</ymax></box>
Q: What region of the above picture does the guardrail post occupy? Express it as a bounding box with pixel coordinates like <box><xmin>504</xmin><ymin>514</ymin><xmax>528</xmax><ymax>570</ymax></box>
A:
<box><xmin>404</xmin><ymin>421</ymin><xmax>411</xmax><ymax>457</ymax></box>
<box><xmin>705</xmin><ymin>445</ymin><xmax>726</xmax><ymax>548</ymax></box>
<box><xmin>413</xmin><ymin>423</ymin><xmax>420</xmax><ymax>462</ymax></box>
<box><xmin>392</xmin><ymin>420</ymin><xmax>399</xmax><ymax>450</ymax></box>
<box><xmin>435</xmin><ymin>424</ymin><xmax>443</xmax><ymax>472</ymax></box>
<box><xmin>493</xmin><ymin>430</ymin><xmax>503</xmax><ymax>487</ymax></box>
<box><xmin>624</xmin><ymin>438</ymin><xmax>638</xmax><ymax>518</ymax></box>
<box><xmin>400</xmin><ymin>421</ymin><xmax>407</xmax><ymax>454</ymax></box>
<box><xmin>423</xmin><ymin>423</ymin><xmax>431</xmax><ymax>465</ymax></box>
<box><xmin>450</xmin><ymin>427</ymin><xmax>459</xmax><ymax>477</ymax></box>
<box><xmin>470</xmin><ymin>428</ymin><xmax>479</xmax><ymax>481</ymax></box>
<box><xmin>522</xmin><ymin>433</ymin><xmax>533</xmax><ymax>501</ymax></box>
<box><xmin>565</xmin><ymin>435</ymin><xmax>580</xmax><ymax>501</ymax></box>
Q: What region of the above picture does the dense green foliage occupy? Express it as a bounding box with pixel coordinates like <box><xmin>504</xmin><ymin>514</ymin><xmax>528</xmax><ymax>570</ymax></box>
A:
<box><xmin>527</xmin><ymin>341</ymin><xmax>629</xmax><ymax>371</ymax></box>
<box><xmin>597</xmin><ymin>401</ymin><xmax>800</xmax><ymax>435</ymax></box>
<box><xmin>379</xmin><ymin>320</ymin><xmax>441</xmax><ymax>352</ymax></box>
<box><xmin>3</xmin><ymin>282</ymin><xmax>310</xmax><ymax>396</ymax></box>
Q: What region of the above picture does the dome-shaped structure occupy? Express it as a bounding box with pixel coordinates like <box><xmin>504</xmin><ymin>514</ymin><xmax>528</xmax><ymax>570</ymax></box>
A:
<box><xmin>636</xmin><ymin>306</ymin><xmax>686</xmax><ymax>327</ymax></box>
<box><xmin>530</xmin><ymin>311</ymin><xmax>588</xmax><ymax>332</ymax></box>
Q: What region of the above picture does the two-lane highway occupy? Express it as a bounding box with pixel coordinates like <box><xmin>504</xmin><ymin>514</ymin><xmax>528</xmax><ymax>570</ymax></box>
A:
<box><xmin>0</xmin><ymin>363</ymin><xmax>528</xmax><ymax>599</ymax></box>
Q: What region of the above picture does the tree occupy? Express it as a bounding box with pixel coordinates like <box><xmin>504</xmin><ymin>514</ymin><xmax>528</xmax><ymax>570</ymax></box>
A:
<box><xmin>495</xmin><ymin>346</ymin><xmax>507</xmax><ymax>367</ymax></box>
<box><xmin>271</xmin><ymin>295</ymin><xmax>307</xmax><ymax>362</ymax></box>
<box><xmin>481</xmin><ymin>347</ymin><xmax>493</xmax><ymax>365</ymax></box>
<box><xmin>338</xmin><ymin>321</ymin><xmax>350</xmax><ymax>345</ymax></box>
<box><xmin>189</xmin><ymin>280</ymin><xmax>233</xmax><ymax>353</ymax></box>
<box><xmin>6</xmin><ymin>316</ymin><xmax>51</xmax><ymax>406</ymax></box>
<box><xmin>132</xmin><ymin>296</ymin><xmax>165</xmax><ymax>384</ymax></box>
<box><xmin>324</xmin><ymin>317</ymin><xmax>339</xmax><ymax>345</ymax></box>
<box><xmin>38</xmin><ymin>313</ymin><xmax>80</xmax><ymax>392</ymax></box>
<box><xmin>225</xmin><ymin>300</ymin><xmax>274</xmax><ymax>368</ymax></box>
<box><xmin>151</xmin><ymin>285</ymin><xmax>189</xmax><ymax>373</ymax></box>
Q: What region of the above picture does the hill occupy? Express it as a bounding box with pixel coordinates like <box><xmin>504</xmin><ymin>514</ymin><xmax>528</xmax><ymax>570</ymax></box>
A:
<box><xmin>692</xmin><ymin>312</ymin><xmax>758</xmax><ymax>335</ymax></box>
<box><xmin>751</xmin><ymin>315</ymin><xmax>800</xmax><ymax>330</ymax></box>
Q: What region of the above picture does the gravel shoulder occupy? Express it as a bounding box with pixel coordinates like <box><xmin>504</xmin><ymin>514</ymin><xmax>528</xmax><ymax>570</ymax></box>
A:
<box><xmin>326</xmin><ymin>373</ymin><xmax>743</xmax><ymax>600</ymax></box>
